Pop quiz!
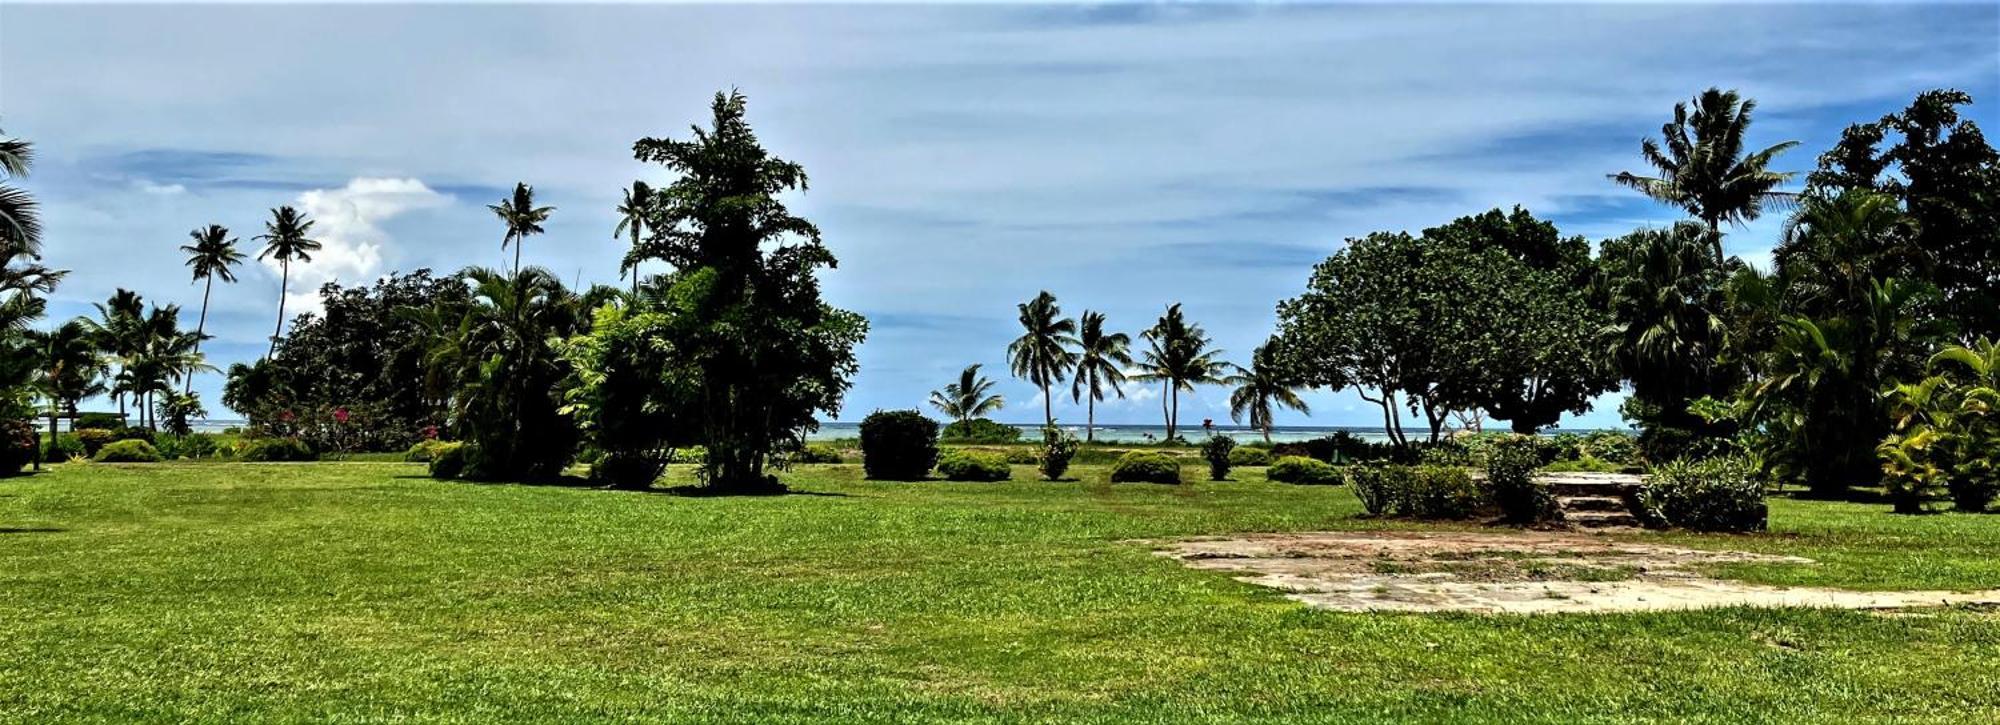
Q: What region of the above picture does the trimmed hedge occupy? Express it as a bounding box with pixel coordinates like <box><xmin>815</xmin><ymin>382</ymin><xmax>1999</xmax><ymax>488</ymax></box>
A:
<box><xmin>1267</xmin><ymin>456</ymin><xmax>1341</xmax><ymax>485</ymax></box>
<box><xmin>1350</xmin><ymin>464</ymin><xmax>1487</xmax><ymax>519</ymax></box>
<box><xmin>1637</xmin><ymin>456</ymin><xmax>1767</xmax><ymax>532</ymax></box>
<box><xmin>427</xmin><ymin>442</ymin><xmax>470</xmax><ymax>479</ymax></box>
<box><xmin>238</xmin><ymin>437</ymin><xmax>316</xmax><ymax>462</ymax></box>
<box><xmin>404</xmin><ymin>439</ymin><xmax>455</xmax><ymax>463</ymax></box>
<box><xmin>860</xmin><ymin>410</ymin><xmax>939</xmax><ymax>481</ymax></box>
<box><xmin>937</xmin><ymin>449</ymin><xmax>1012</xmax><ymax>482</ymax></box>
<box><xmin>1227</xmin><ymin>447</ymin><xmax>1272</xmax><ymax>467</ymax></box>
<box><xmin>1109</xmin><ymin>451</ymin><xmax>1181</xmax><ymax>484</ymax></box>
<box><xmin>93</xmin><ymin>439</ymin><xmax>162</xmax><ymax>463</ymax></box>
<box><xmin>794</xmin><ymin>444</ymin><xmax>845</xmax><ymax>464</ymax></box>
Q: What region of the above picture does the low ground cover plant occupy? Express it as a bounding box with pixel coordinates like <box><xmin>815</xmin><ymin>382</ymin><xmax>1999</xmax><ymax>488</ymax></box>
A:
<box><xmin>1227</xmin><ymin>447</ymin><xmax>1271</xmax><ymax>467</ymax></box>
<box><xmin>93</xmin><ymin>439</ymin><xmax>162</xmax><ymax>463</ymax></box>
<box><xmin>937</xmin><ymin>449</ymin><xmax>1011</xmax><ymax>481</ymax></box>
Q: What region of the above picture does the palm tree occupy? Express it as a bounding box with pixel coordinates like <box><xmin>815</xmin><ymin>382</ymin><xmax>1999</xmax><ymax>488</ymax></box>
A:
<box><xmin>613</xmin><ymin>181</ymin><xmax>652</xmax><ymax>295</ymax></box>
<box><xmin>490</xmin><ymin>182</ymin><xmax>554</xmax><ymax>277</ymax></box>
<box><xmin>1599</xmin><ymin>223</ymin><xmax>1732</xmax><ymax>429</ymax></box>
<box><xmin>156</xmin><ymin>391</ymin><xmax>207</xmax><ymax>437</ymax></box>
<box><xmin>1132</xmin><ymin>304</ymin><xmax>1229</xmax><ymax>442</ymax></box>
<box><xmin>929</xmin><ymin>364</ymin><xmax>1005</xmax><ymax>425</ymax></box>
<box><xmin>1226</xmin><ymin>342</ymin><xmax>1311</xmax><ymax>444</ymax></box>
<box><xmin>1610</xmin><ymin>87</ymin><xmax>1800</xmax><ymax>258</ymax></box>
<box><xmin>179</xmin><ymin>224</ymin><xmax>244</xmax><ymax>392</ymax></box>
<box><xmin>86</xmin><ymin>289</ymin><xmax>146</xmax><ymax>424</ymax></box>
<box><xmin>1005</xmin><ymin>291</ymin><xmax>1079</xmax><ymax>429</ymax></box>
<box><xmin>0</xmin><ymin>127</ymin><xmax>41</xmax><ymax>256</ymax></box>
<box><xmin>27</xmin><ymin>319</ymin><xmax>105</xmax><ymax>462</ymax></box>
<box><xmin>1069</xmin><ymin>310</ymin><xmax>1131</xmax><ymax>442</ymax></box>
<box><xmin>256</xmin><ymin>206</ymin><xmax>321</xmax><ymax>357</ymax></box>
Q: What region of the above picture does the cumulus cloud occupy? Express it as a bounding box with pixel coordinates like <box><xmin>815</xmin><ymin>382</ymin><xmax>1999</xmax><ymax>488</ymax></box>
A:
<box><xmin>267</xmin><ymin>177</ymin><xmax>451</xmax><ymax>315</ymax></box>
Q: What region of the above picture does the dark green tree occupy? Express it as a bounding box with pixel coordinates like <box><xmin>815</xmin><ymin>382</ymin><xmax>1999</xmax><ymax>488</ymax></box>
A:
<box><xmin>624</xmin><ymin>90</ymin><xmax>868</xmax><ymax>492</ymax></box>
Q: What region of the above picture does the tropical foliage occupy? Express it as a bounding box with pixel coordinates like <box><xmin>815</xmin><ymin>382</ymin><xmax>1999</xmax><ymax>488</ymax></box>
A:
<box><xmin>1006</xmin><ymin>291</ymin><xmax>1077</xmax><ymax>429</ymax></box>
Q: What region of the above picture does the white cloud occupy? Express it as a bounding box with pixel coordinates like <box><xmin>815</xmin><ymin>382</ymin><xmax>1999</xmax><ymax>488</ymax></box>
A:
<box><xmin>268</xmin><ymin>177</ymin><xmax>451</xmax><ymax>315</ymax></box>
<box><xmin>133</xmin><ymin>179</ymin><xmax>186</xmax><ymax>196</ymax></box>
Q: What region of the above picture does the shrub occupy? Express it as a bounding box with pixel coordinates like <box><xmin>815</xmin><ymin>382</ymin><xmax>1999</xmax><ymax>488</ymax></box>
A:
<box><xmin>1637</xmin><ymin>456</ymin><xmax>1767</xmax><ymax>532</ymax></box>
<box><xmin>1267</xmin><ymin>455</ymin><xmax>1341</xmax><ymax>485</ymax></box>
<box><xmin>93</xmin><ymin>439</ymin><xmax>162</xmax><ymax>463</ymax></box>
<box><xmin>794</xmin><ymin>444</ymin><xmax>845</xmax><ymax>464</ymax></box>
<box><xmin>1270</xmin><ymin>432</ymin><xmax>1395</xmax><ymax>464</ymax></box>
<box><xmin>1348</xmin><ymin>465</ymin><xmax>1406</xmax><ymax>516</ymax></box>
<box><xmin>1405</xmin><ymin>465</ymin><xmax>1486</xmax><ymax>519</ymax></box>
<box><xmin>1228</xmin><ymin>447</ymin><xmax>1272</xmax><ymax>466</ymax></box>
<box><xmin>1582</xmin><ymin>429</ymin><xmax>1638</xmax><ymax>465</ymax></box>
<box><xmin>1001</xmin><ymin>447</ymin><xmax>1038</xmax><ymax>465</ymax></box>
<box><xmin>50</xmin><ymin>433</ymin><xmax>86</xmax><ymax>461</ymax></box>
<box><xmin>859</xmin><ymin>410</ymin><xmax>940</xmax><ymax>481</ymax></box>
<box><xmin>238</xmin><ymin>437</ymin><xmax>316</xmax><ymax>462</ymax></box>
<box><xmin>154</xmin><ymin>434</ymin><xmax>220</xmax><ymax>461</ymax></box>
<box><xmin>1485</xmin><ymin>435</ymin><xmax>1554</xmax><ymax>524</ymax></box>
<box><xmin>1201</xmin><ymin>436</ymin><xmax>1237</xmax><ymax>481</ymax></box>
<box><xmin>590</xmin><ymin>452</ymin><xmax>665</xmax><ymax>489</ymax></box>
<box><xmin>0</xmin><ymin>419</ymin><xmax>35</xmax><ymax>475</ymax></box>
<box><xmin>668</xmin><ymin>446</ymin><xmax>707</xmax><ymax>464</ymax></box>
<box><xmin>939</xmin><ymin>418</ymin><xmax>1022</xmax><ymax>443</ymax></box>
<box><xmin>73</xmin><ymin>428</ymin><xmax>118</xmax><ymax>457</ymax></box>
<box><xmin>427</xmin><ymin>442</ymin><xmax>470</xmax><ymax>480</ymax></box>
<box><xmin>76</xmin><ymin>412</ymin><xmax>126</xmax><ymax>429</ymax></box>
<box><xmin>937</xmin><ymin>449</ymin><xmax>1012</xmax><ymax>482</ymax></box>
<box><xmin>404</xmin><ymin>439</ymin><xmax>455</xmax><ymax>463</ymax></box>
<box><xmin>1037</xmin><ymin>426</ymin><xmax>1079</xmax><ymax>481</ymax></box>
<box><xmin>1109</xmin><ymin>451</ymin><xmax>1181</xmax><ymax>484</ymax></box>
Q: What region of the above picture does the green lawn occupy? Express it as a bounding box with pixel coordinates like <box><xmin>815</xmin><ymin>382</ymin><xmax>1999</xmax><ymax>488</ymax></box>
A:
<box><xmin>3</xmin><ymin>462</ymin><xmax>1998</xmax><ymax>722</ymax></box>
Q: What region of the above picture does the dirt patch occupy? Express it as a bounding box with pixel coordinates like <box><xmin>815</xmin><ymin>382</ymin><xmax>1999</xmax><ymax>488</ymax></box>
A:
<box><xmin>1155</xmin><ymin>531</ymin><xmax>2000</xmax><ymax>614</ymax></box>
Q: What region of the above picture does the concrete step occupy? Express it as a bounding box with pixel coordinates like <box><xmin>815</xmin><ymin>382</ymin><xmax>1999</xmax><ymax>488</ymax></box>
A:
<box><xmin>1557</xmin><ymin>495</ymin><xmax>1628</xmax><ymax>513</ymax></box>
<box><xmin>1565</xmin><ymin>511</ymin><xmax>1642</xmax><ymax>528</ymax></box>
<box><xmin>1547</xmin><ymin>481</ymin><xmax>1635</xmax><ymax>497</ymax></box>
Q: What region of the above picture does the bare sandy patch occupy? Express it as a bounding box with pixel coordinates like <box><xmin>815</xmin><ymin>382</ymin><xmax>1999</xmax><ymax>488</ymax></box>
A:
<box><xmin>1155</xmin><ymin>531</ymin><xmax>2000</xmax><ymax>614</ymax></box>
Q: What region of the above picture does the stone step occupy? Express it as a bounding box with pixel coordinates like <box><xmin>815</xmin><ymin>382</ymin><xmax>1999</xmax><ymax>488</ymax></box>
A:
<box><xmin>1557</xmin><ymin>495</ymin><xmax>1628</xmax><ymax>513</ymax></box>
<box><xmin>1547</xmin><ymin>481</ymin><xmax>1636</xmax><ymax>497</ymax></box>
<box><xmin>1565</xmin><ymin>511</ymin><xmax>1642</xmax><ymax>529</ymax></box>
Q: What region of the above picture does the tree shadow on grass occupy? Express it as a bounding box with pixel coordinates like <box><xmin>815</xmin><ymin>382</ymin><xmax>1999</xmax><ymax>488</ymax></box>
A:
<box><xmin>0</xmin><ymin>527</ymin><xmax>64</xmax><ymax>534</ymax></box>
<box><xmin>648</xmin><ymin>484</ymin><xmax>853</xmax><ymax>499</ymax></box>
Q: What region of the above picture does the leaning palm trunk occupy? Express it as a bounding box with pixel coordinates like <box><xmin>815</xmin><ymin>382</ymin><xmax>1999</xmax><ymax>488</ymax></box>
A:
<box><xmin>270</xmin><ymin>258</ymin><xmax>290</xmax><ymax>357</ymax></box>
<box><xmin>188</xmin><ymin>275</ymin><xmax>212</xmax><ymax>394</ymax></box>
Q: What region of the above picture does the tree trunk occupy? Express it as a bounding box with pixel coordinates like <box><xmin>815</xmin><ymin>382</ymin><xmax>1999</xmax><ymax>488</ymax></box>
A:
<box><xmin>1262</xmin><ymin>424</ymin><xmax>1271</xmax><ymax>445</ymax></box>
<box><xmin>1169</xmin><ymin>386</ymin><xmax>1180</xmax><ymax>442</ymax></box>
<box><xmin>188</xmin><ymin>276</ymin><xmax>212</xmax><ymax>394</ymax></box>
<box><xmin>1042</xmin><ymin>381</ymin><xmax>1052</xmax><ymax>429</ymax></box>
<box><xmin>270</xmin><ymin>259</ymin><xmax>290</xmax><ymax>358</ymax></box>
<box><xmin>513</xmin><ymin>236</ymin><xmax>522</xmax><ymax>278</ymax></box>
<box><xmin>1086</xmin><ymin>395</ymin><xmax>1095</xmax><ymax>443</ymax></box>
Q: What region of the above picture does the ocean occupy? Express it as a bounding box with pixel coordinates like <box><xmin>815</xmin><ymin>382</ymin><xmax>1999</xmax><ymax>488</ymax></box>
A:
<box><xmin>182</xmin><ymin>419</ymin><xmax>1622</xmax><ymax>443</ymax></box>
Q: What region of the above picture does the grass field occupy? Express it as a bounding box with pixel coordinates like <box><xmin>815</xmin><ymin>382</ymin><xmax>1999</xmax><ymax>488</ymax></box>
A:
<box><xmin>3</xmin><ymin>461</ymin><xmax>1999</xmax><ymax>722</ymax></box>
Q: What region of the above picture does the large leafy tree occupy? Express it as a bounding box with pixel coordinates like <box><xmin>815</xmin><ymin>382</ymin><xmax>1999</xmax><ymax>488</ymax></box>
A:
<box><xmin>929</xmin><ymin>363</ymin><xmax>1005</xmax><ymax>425</ymax></box>
<box><xmin>1133</xmin><ymin>303</ymin><xmax>1228</xmax><ymax>442</ymax></box>
<box><xmin>1808</xmin><ymin>89</ymin><xmax>2000</xmax><ymax>339</ymax></box>
<box><xmin>490</xmin><ymin>183</ymin><xmax>554</xmax><ymax>277</ymax></box>
<box><xmin>1070</xmin><ymin>310</ymin><xmax>1131</xmax><ymax>442</ymax></box>
<box><xmin>1597</xmin><ymin>222</ymin><xmax>1737</xmax><ymax>435</ymax></box>
<box><xmin>234</xmin><ymin>270</ymin><xmax>474</xmax><ymax>451</ymax></box>
<box><xmin>1006</xmin><ymin>291</ymin><xmax>1078</xmax><ymax>429</ymax></box>
<box><xmin>1226</xmin><ymin>342</ymin><xmax>1310</xmax><ymax>444</ymax></box>
<box><xmin>623</xmin><ymin>90</ymin><xmax>868</xmax><ymax>492</ymax></box>
<box><xmin>1423</xmin><ymin>208</ymin><xmax>1616</xmax><ymax>433</ymax></box>
<box><xmin>179</xmin><ymin>224</ymin><xmax>244</xmax><ymax>393</ymax></box>
<box><xmin>555</xmin><ymin>303</ymin><xmax>695</xmax><ymax>489</ymax></box>
<box><xmin>255</xmin><ymin>206</ymin><xmax>321</xmax><ymax>357</ymax></box>
<box><xmin>1610</xmin><ymin>87</ymin><xmax>1800</xmax><ymax>257</ymax></box>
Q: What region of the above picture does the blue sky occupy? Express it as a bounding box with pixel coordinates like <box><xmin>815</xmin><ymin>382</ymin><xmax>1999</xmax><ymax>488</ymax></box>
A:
<box><xmin>3</xmin><ymin>2</ymin><xmax>1996</xmax><ymax>428</ymax></box>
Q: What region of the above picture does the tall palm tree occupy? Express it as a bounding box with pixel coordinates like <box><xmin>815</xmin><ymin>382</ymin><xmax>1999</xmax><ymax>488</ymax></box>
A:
<box><xmin>256</xmin><ymin>206</ymin><xmax>321</xmax><ymax>357</ymax></box>
<box><xmin>1610</xmin><ymin>87</ymin><xmax>1800</xmax><ymax>258</ymax></box>
<box><xmin>1599</xmin><ymin>223</ymin><xmax>1732</xmax><ymax>429</ymax></box>
<box><xmin>490</xmin><ymin>182</ymin><xmax>554</xmax><ymax>277</ymax></box>
<box><xmin>1133</xmin><ymin>303</ymin><xmax>1229</xmax><ymax>442</ymax></box>
<box><xmin>28</xmin><ymin>319</ymin><xmax>104</xmax><ymax>462</ymax></box>
<box><xmin>1069</xmin><ymin>310</ymin><xmax>1130</xmax><ymax>442</ymax></box>
<box><xmin>0</xmin><ymin>127</ymin><xmax>61</xmax><ymax>352</ymax></box>
<box><xmin>929</xmin><ymin>363</ymin><xmax>1005</xmax><ymax>425</ymax></box>
<box><xmin>179</xmin><ymin>224</ymin><xmax>244</xmax><ymax>392</ymax></box>
<box><xmin>613</xmin><ymin>181</ymin><xmax>652</xmax><ymax>295</ymax></box>
<box><xmin>1226</xmin><ymin>342</ymin><xmax>1311</xmax><ymax>444</ymax></box>
<box><xmin>1005</xmin><ymin>291</ymin><xmax>1079</xmax><ymax>429</ymax></box>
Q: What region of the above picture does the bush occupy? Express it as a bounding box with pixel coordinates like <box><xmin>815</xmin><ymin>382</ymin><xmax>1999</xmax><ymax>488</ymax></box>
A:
<box><xmin>590</xmin><ymin>452</ymin><xmax>665</xmax><ymax>489</ymax></box>
<box><xmin>939</xmin><ymin>418</ymin><xmax>1022</xmax><ymax>443</ymax></box>
<box><xmin>1267</xmin><ymin>455</ymin><xmax>1341</xmax><ymax>485</ymax></box>
<box><xmin>1485</xmin><ymin>435</ymin><xmax>1554</xmax><ymax>523</ymax></box>
<box><xmin>668</xmin><ymin>446</ymin><xmax>707</xmax><ymax>464</ymax></box>
<box><xmin>427</xmin><ymin>441</ymin><xmax>470</xmax><ymax>480</ymax></box>
<box><xmin>154</xmin><ymin>433</ymin><xmax>220</xmax><ymax>461</ymax></box>
<box><xmin>238</xmin><ymin>437</ymin><xmax>316</xmax><ymax>462</ymax></box>
<box><xmin>1637</xmin><ymin>456</ymin><xmax>1767</xmax><ymax>532</ymax></box>
<box><xmin>50</xmin><ymin>433</ymin><xmax>86</xmax><ymax>461</ymax></box>
<box><xmin>1201</xmin><ymin>436</ymin><xmax>1237</xmax><ymax>481</ymax></box>
<box><xmin>0</xmin><ymin>419</ymin><xmax>35</xmax><ymax>475</ymax></box>
<box><xmin>1349</xmin><ymin>464</ymin><xmax>1486</xmax><ymax>519</ymax></box>
<box><xmin>1637</xmin><ymin>425</ymin><xmax>1731</xmax><ymax>465</ymax></box>
<box><xmin>1001</xmin><ymin>447</ymin><xmax>1037</xmax><ymax>465</ymax></box>
<box><xmin>93</xmin><ymin>439</ymin><xmax>162</xmax><ymax>463</ymax></box>
<box><xmin>1270</xmin><ymin>432</ymin><xmax>1395</xmax><ymax>464</ymax></box>
<box><xmin>1109</xmin><ymin>451</ymin><xmax>1181</xmax><ymax>484</ymax></box>
<box><xmin>404</xmin><ymin>439</ymin><xmax>455</xmax><ymax>463</ymax></box>
<box><xmin>937</xmin><ymin>449</ymin><xmax>1012</xmax><ymax>482</ymax></box>
<box><xmin>1348</xmin><ymin>465</ymin><xmax>1407</xmax><ymax>516</ymax></box>
<box><xmin>1228</xmin><ymin>447</ymin><xmax>1272</xmax><ymax>466</ymax></box>
<box><xmin>794</xmin><ymin>444</ymin><xmax>845</xmax><ymax>464</ymax></box>
<box><xmin>859</xmin><ymin>410</ymin><xmax>940</xmax><ymax>481</ymax></box>
<box><xmin>73</xmin><ymin>428</ymin><xmax>118</xmax><ymax>457</ymax></box>
<box><xmin>1037</xmin><ymin>426</ymin><xmax>1079</xmax><ymax>481</ymax></box>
